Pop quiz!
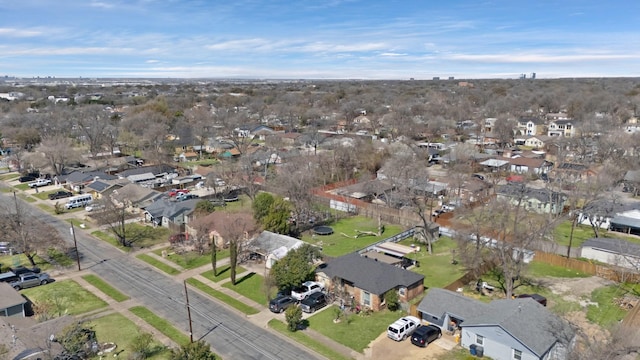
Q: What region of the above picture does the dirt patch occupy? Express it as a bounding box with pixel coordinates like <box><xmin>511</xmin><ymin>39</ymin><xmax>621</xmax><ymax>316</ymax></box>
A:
<box><xmin>365</xmin><ymin>332</ymin><xmax>451</xmax><ymax>360</ymax></box>
<box><xmin>543</xmin><ymin>276</ymin><xmax>614</xmax><ymax>303</ymax></box>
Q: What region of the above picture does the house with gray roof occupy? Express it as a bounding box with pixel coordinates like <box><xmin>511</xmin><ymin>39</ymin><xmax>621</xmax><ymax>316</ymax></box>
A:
<box><xmin>0</xmin><ymin>283</ymin><xmax>27</xmax><ymax>317</ymax></box>
<box><xmin>496</xmin><ymin>183</ymin><xmax>566</xmax><ymax>215</ymax></box>
<box><xmin>315</xmin><ymin>252</ymin><xmax>424</xmax><ymax>311</ymax></box>
<box><xmin>418</xmin><ymin>288</ymin><xmax>575</xmax><ymax>360</ymax></box>
<box><xmin>246</xmin><ymin>231</ymin><xmax>305</xmax><ymax>269</ymax></box>
<box><xmin>111</xmin><ymin>183</ymin><xmax>164</xmax><ymax>208</ymax></box>
<box><xmin>609</xmin><ymin>209</ymin><xmax>640</xmax><ymax>237</ymax></box>
<box><xmin>59</xmin><ymin>170</ymin><xmax>117</xmax><ymax>191</ymax></box>
<box><xmin>581</xmin><ymin>237</ymin><xmax>640</xmax><ymax>270</ymax></box>
<box><xmin>143</xmin><ymin>198</ymin><xmax>200</xmax><ymax>228</ymax></box>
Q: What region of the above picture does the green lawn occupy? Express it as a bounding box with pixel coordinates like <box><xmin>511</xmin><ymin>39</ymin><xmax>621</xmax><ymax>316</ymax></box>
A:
<box><xmin>13</xmin><ymin>183</ymin><xmax>30</xmax><ymax>191</ymax></box>
<box><xmin>222</xmin><ymin>272</ymin><xmax>268</xmax><ymax>305</ymax></box>
<box><xmin>268</xmin><ymin>319</ymin><xmax>351</xmax><ymax>360</ymax></box>
<box><xmin>308</xmin><ymin>305</ymin><xmax>402</xmax><ymax>352</ymax></box>
<box><xmin>22</xmin><ymin>280</ymin><xmax>108</xmax><ymax>317</ymax></box>
<box><xmin>67</xmin><ymin>218</ymin><xmax>91</xmax><ymax>230</ymax></box>
<box><xmin>33</xmin><ymin>192</ymin><xmax>52</xmax><ymax>200</ymax></box>
<box><xmin>525</xmin><ymin>261</ymin><xmax>590</xmax><ymax>279</ymax></box>
<box><xmin>553</xmin><ymin>221</ymin><xmax>640</xmax><ymax>247</ymax></box>
<box><xmin>136</xmin><ymin>254</ymin><xmax>181</xmax><ymax>275</ymax></box>
<box><xmin>82</xmin><ymin>274</ymin><xmax>130</xmax><ymax>302</ymax></box>
<box><xmin>0</xmin><ymin>173</ymin><xmax>20</xmax><ymax>181</ymax></box>
<box><xmin>301</xmin><ymin>216</ymin><xmax>404</xmax><ymax>257</ymax></box>
<box><xmin>90</xmin><ymin>313</ymin><xmax>170</xmax><ymax>359</ymax></box>
<box><xmin>36</xmin><ymin>203</ymin><xmax>56</xmax><ymax>214</ymax></box>
<box><xmin>18</xmin><ymin>194</ymin><xmax>37</xmax><ymax>203</ymax></box>
<box><xmin>186</xmin><ymin>278</ymin><xmax>260</xmax><ymax>315</ymax></box>
<box><xmin>217</xmin><ymin>194</ymin><xmax>253</xmax><ymax>212</ymax></box>
<box><xmin>0</xmin><ymin>252</ymin><xmax>61</xmax><ymax>271</ymax></box>
<box><xmin>586</xmin><ymin>283</ymin><xmax>640</xmax><ymax>328</ymax></box>
<box><xmin>153</xmin><ymin>247</ymin><xmax>230</xmax><ymax>270</ymax></box>
<box><xmin>46</xmin><ymin>248</ymin><xmax>76</xmax><ymax>267</ymax></box>
<box><xmin>91</xmin><ymin>225</ymin><xmax>170</xmax><ymax>251</ymax></box>
<box><xmin>129</xmin><ymin>306</ymin><xmax>191</xmax><ymax>347</ymax></box>
<box><xmin>201</xmin><ymin>264</ymin><xmax>246</xmax><ymax>282</ymax></box>
<box><xmin>398</xmin><ymin>236</ymin><xmax>467</xmax><ymax>289</ymax></box>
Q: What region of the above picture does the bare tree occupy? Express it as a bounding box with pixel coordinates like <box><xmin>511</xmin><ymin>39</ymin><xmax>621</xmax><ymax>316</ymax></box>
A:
<box><xmin>29</xmin><ymin>135</ymin><xmax>81</xmax><ymax>175</ymax></box>
<box><xmin>216</xmin><ymin>213</ymin><xmax>258</xmax><ymax>285</ymax></box>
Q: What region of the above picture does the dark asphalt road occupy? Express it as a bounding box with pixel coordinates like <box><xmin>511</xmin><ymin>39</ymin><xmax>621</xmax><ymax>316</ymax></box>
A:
<box><xmin>3</xmin><ymin>192</ymin><xmax>322</xmax><ymax>360</ymax></box>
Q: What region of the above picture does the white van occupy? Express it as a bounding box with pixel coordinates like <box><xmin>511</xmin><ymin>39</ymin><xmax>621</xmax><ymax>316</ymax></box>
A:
<box><xmin>65</xmin><ymin>194</ymin><xmax>93</xmax><ymax>210</ymax></box>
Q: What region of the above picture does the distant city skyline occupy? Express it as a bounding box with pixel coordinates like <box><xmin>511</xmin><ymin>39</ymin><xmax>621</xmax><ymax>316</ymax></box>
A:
<box><xmin>1</xmin><ymin>0</ymin><xmax>639</xmax><ymax>79</ymax></box>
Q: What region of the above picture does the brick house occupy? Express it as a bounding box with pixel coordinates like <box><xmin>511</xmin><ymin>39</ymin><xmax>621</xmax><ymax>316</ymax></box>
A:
<box><xmin>315</xmin><ymin>252</ymin><xmax>424</xmax><ymax>311</ymax></box>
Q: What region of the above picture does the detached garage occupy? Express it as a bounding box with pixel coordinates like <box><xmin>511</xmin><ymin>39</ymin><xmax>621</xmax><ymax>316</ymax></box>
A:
<box><xmin>580</xmin><ymin>238</ymin><xmax>640</xmax><ymax>270</ymax></box>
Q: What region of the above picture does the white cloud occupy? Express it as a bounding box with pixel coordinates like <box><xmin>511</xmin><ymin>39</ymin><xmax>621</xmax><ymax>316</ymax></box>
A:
<box><xmin>446</xmin><ymin>52</ymin><xmax>638</xmax><ymax>63</ymax></box>
<box><xmin>0</xmin><ymin>28</ymin><xmax>43</xmax><ymax>37</ymax></box>
<box><xmin>379</xmin><ymin>52</ymin><xmax>408</xmax><ymax>57</ymax></box>
<box><xmin>90</xmin><ymin>1</ymin><xmax>115</xmax><ymax>9</ymax></box>
<box><xmin>145</xmin><ymin>59</ymin><xmax>160</xmax><ymax>63</ymax></box>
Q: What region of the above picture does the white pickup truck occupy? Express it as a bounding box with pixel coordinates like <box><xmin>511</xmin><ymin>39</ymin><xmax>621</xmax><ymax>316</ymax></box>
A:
<box><xmin>28</xmin><ymin>178</ymin><xmax>52</xmax><ymax>188</ymax></box>
<box><xmin>291</xmin><ymin>281</ymin><xmax>324</xmax><ymax>301</ymax></box>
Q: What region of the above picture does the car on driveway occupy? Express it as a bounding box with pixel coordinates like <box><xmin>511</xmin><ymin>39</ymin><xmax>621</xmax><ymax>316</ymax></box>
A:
<box><xmin>176</xmin><ymin>193</ymin><xmax>199</xmax><ymax>201</ymax></box>
<box><xmin>300</xmin><ymin>292</ymin><xmax>328</xmax><ymax>313</ymax></box>
<box><xmin>515</xmin><ymin>293</ymin><xmax>547</xmax><ymax>306</ymax></box>
<box><xmin>411</xmin><ymin>325</ymin><xmax>442</xmax><ymax>347</ymax></box>
<box><xmin>10</xmin><ymin>272</ymin><xmax>51</xmax><ymax>290</ymax></box>
<box><xmin>48</xmin><ymin>190</ymin><xmax>73</xmax><ymax>200</ymax></box>
<box><xmin>28</xmin><ymin>178</ymin><xmax>52</xmax><ymax>188</ymax></box>
<box><xmin>387</xmin><ymin>316</ymin><xmax>421</xmax><ymax>341</ymax></box>
<box><xmin>168</xmin><ymin>189</ymin><xmax>189</xmax><ymax>197</ymax></box>
<box><xmin>291</xmin><ymin>281</ymin><xmax>324</xmax><ymax>301</ymax></box>
<box><xmin>19</xmin><ymin>175</ymin><xmax>37</xmax><ymax>183</ymax></box>
<box><xmin>269</xmin><ymin>295</ymin><xmax>296</xmax><ymax>313</ymax></box>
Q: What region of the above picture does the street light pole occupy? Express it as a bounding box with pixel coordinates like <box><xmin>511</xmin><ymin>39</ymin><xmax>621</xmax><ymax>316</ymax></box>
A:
<box><xmin>184</xmin><ymin>280</ymin><xmax>194</xmax><ymax>343</ymax></box>
<box><xmin>70</xmin><ymin>223</ymin><xmax>81</xmax><ymax>271</ymax></box>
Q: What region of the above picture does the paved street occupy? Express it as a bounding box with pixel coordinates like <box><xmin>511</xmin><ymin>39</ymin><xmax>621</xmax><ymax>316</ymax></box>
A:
<box><xmin>0</xmin><ymin>188</ymin><xmax>324</xmax><ymax>360</ymax></box>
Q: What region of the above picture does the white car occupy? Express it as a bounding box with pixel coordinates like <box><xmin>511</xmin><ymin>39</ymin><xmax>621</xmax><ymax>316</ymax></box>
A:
<box><xmin>28</xmin><ymin>178</ymin><xmax>52</xmax><ymax>188</ymax></box>
<box><xmin>291</xmin><ymin>281</ymin><xmax>324</xmax><ymax>301</ymax></box>
<box><xmin>387</xmin><ymin>316</ymin><xmax>421</xmax><ymax>341</ymax></box>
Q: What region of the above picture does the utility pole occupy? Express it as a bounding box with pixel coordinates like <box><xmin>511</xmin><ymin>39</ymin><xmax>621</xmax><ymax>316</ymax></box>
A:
<box><xmin>70</xmin><ymin>223</ymin><xmax>81</xmax><ymax>271</ymax></box>
<box><xmin>184</xmin><ymin>280</ymin><xmax>194</xmax><ymax>343</ymax></box>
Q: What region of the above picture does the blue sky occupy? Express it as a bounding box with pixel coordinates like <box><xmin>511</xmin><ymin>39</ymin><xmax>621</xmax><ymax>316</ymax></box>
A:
<box><xmin>1</xmin><ymin>0</ymin><xmax>638</xmax><ymax>79</ymax></box>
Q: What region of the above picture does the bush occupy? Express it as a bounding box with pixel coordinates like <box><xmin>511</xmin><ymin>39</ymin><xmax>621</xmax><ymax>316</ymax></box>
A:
<box><xmin>285</xmin><ymin>305</ymin><xmax>303</xmax><ymax>332</ymax></box>
<box><xmin>129</xmin><ymin>332</ymin><xmax>154</xmax><ymax>359</ymax></box>
<box><xmin>384</xmin><ymin>289</ymin><xmax>400</xmax><ymax>311</ymax></box>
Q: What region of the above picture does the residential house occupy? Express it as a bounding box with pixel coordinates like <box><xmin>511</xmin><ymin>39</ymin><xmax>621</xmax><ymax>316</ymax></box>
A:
<box><xmin>110</xmin><ymin>183</ymin><xmax>164</xmax><ymax>209</ymax></box>
<box><xmin>0</xmin><ymin>283</ymin><xmax>27</xmax><ymax>317</ymax></box>
<box><xmin>246</xmin><ymin>231</ymin><xmax>305</xmax><ymax>269</ymax></box>
<box><xmin>84</xmin><ymin>178</ymin><xmax>129</xmax><ymax>200</ymax></box>
<box><xmin>503</xmin><ymin>156</ymin><xmax>550</xmax><ymax>175</ymax></box>
<box><xmin>547</xmin><ymin>119</ymin><xmax>576</xmax><ymax>137</ymax></box>
<box><xmin>496</xmin><ymin>183</ymin><xmax>566</xmax><ymax>215</ymax></box>
<box><xmin>177</xmin><ymin>151</ymin><xmax>199</xmax><ymax>162</ymax></box>
<box><xmin>417</xmin><ymin>288</ymin><xmax>575</xmax><ymax>360</ymax></box>
<box><xmin>59</xmin><ymin>170</ymin><xmax>117</xmax><ymax>192</ymax></box>
<box><xmin>458</xmin><ymin>178</ymin><xmax>493</xmax><ymax>204</ymax></box>
<box><xmin>186</xmin><ymin>211</ymin><xmax>258</xmax><ymax>249</ymax></box>
<box><xmin>478</xmin><ymin>158</ymin><xmax>510</xmax><ymax>172</ymax></box>
<box><xmin>0</xmin><ymin>315</ymin><xmax>74</xmax><ymax>360</ymax></box>
<box><xmin>250</xmin><ymin>125</ymin><xmax>276</xmax><ymax>140</ymax></box>
<box><xmin>517</xmin><ymin>118</ymin><xmax>545</xmax><ymax>136</ymax></box>
<box><xmin>315</xmin><ymin>252</ymin><xmax>424</xmax><ymax>311</ymax></box>
<box><xmin>143</xmin><ymin>198</ymin><xmax>200</xmax><ymax>229</ymax></box>
<box><xmin>524</xmin><ymin>135</ymin><xmax>551</xmax><ymax>149</ymax></box>
<box><xmin>117</xmin><ymin>164</ymin><xmax>178</xmax><ymax>187</ymax></box>
<box><xmin>552</xmin><ymin>163</ymin><xmax>596</xmax><ymax>183</ymax></box>
<box><xmin>580</xmin><ymin>238</ymin><xmax>640</xmax><ymax>270</ymax></box>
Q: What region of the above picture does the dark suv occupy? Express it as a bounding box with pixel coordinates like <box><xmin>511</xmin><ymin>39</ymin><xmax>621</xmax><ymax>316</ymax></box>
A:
<box><xmin>515</xmin><ymin>293</ymin><xmax>547</xmax><ymax>306</ymax></box>
<box><xmin>300</xmin><ymin>292</ymin><xmax>327</xmax><ymax>313</ymax></box>
<box><xmin>269</xmin><ymin>294</ymin><xmax>296</xmax><ymax>313</ymax></box>
<box><xmin>411</xmin><ymin>325</ymin><xmax>442</xmax><ymax>347</ymax></box>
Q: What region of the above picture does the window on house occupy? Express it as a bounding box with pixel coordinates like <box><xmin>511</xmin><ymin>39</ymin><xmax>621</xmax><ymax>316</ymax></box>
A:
<box><xmin>398</xmin><ymin>287</ymin><xmax>407</xmax><ymax>296</ymax></box>
<box><xmin>513</xmin><ymin>349</ymin><xmax>522</xmax><ymax>360</ymax></box>
<box><xmin>476</xmin><ymin>334</ymin><xmax>484</xmax><ymax>345</ymax></box>
<box><xmin>363</xmin><ymin>291</ymin><xmax>371</xmax><ymax>306</ymax></box>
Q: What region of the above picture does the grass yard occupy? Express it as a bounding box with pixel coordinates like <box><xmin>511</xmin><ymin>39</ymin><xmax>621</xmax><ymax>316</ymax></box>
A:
<box><xmin>0</xmin><ymin>252</ymin><xmax>61</xmax><ymax>271</ymax></box>
<box><xmin>222</xmin><ymin>272</ymin><xmax>268</xmax><ymax>306</ymax></box>
<box><xmin>0</xmin><ymin>173</ymin><xmax>20</xmax><ymax>181</ymax></box>
<box><xmin>217</xmin><ymin>194</ymin><xmax>253</xmax><ymax>212</ymax></box>
<box><xmin>67</xmin><ymin>218</ymin><xmax>91</xmax><ymax>230</ymax></box>
<box><xmin>82</xmin><ymin>274</ymin><xmax>130</xmax><ymax>302</ymax></box>
<box><xmin>90</xmin><ymin>313</ymin><xmax>170</xmax><ymax>359</ymax></box>
<box><xmin>586</xmin><ymin>283</ymin><xmax>640</xmax><ymax>328</ymax></box>
<box><xmin>201</xmin><ymin>264</ymin><xmax>246</xmax><ymax>282</ymax></box>
<box><xmin>308</xmin><ymin>305</ymin><xmax>403</xmax><ymax>353</ymax></box>
<box><xmin>91</xmin><ymin>224</ymin><xmax>170</xmax><ymax>251</ymax></box>
<box><xmin>36</xmin><ymin>203</ymin><xmax>56</xmax><ymax>214</ymax></box>
<box><xmin>129</xmin><ymin>306</ymin><xmax>191</xmax><ymax>347</ymax></box>
<box><xmin>153</xmin><ymin>247</ymin><xmax>231</xmax><ymax>270</ymax></box>
<box><xmin>553</xmin><ymin>221</ymin><xmax>640</xmax><ymax>247</ymax></box>
<box><xmin>22</xmin><ymin>280</ymin><xmax>108</xmax><ymax>317</ymax></box>
<box><xmin>18</xmin><ymin>194</ymin><xmax>37</xmax><ymax>203</ymax></box>
<box><xmin>301</xmin><ymin>215</ymin><xmax>404</xmax><ymax>257</ymax></box>
<box><xmin>525</xmin><ymin>260</ymin><xmax>590</xmax><ymax>279</ymax></box>
<box><xmin>186</xmin><ymin>278</ymin><xmax>260</xmax><ymax>315</ymax></box>
<box><xmin>46</xmin><ymin>248</ymin><xmax>76</xmax><ymax>268</ymax></box>
<box><xmin>398</xmin><ymin>236</ymin><xmax>467</xmax><ymax>289</ymax></box>
<box><xmin>136</xmin><ymin>254</ymin><xmax>181</xmax><ymax>275</ymax></box>
<box><xmin>268</xmin><ymin>319</ymin><xmax>351</xmax><ymax>360</ymax></box>
<box><xmin>13</xmin><ymin>183</ymin><xmax>30</xmax><ymax>191</ymax></box>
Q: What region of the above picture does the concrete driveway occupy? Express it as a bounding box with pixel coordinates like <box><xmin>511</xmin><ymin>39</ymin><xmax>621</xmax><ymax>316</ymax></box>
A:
<box><xmin>365</xmin><ymin>331</ymin><xmax>458</xmax><ymax>360</ymax></box>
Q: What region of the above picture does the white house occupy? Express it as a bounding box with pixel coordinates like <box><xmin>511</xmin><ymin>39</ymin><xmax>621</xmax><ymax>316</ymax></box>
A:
<box><xmin>246</xmin><ymin>231</ymin><xmax>305</xmax><ymax>269</ymax></box>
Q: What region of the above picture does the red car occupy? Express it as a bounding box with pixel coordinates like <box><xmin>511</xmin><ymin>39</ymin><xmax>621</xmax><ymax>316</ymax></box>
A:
<box><xmin>168</xmin><ymin>189</ymin><xmax>190</xmax><ymax>197</ymax></box>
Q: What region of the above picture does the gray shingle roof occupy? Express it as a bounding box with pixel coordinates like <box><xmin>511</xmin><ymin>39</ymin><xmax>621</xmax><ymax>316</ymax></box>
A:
<box><xmin>582</xmin><ymin>237</ymin><xmax>640</xmax><ymax>257</ymax></box>
<box><xmin>463</xmin><ymin>298</ymin><xmax>574</xmax><ymax>357</ymax></box>
<box><xmin>497</xmin><ymin>183</ymin><xmax>564</xmax><ymax>204</ymax></box>
<box><xmin>610</xmin><ymin>212</ymin><xmax>640</xmax><ymax>229</ymax></box>
<box><xmin>317</xmin><ymin>252</ymin><xmax>424</xmax><ymax>295</ymax></box>
<box><xmin>144</xmin><ymin>198</ymin><xmax>199</xmax><ymax>221</ymax></box>
<box><xmin>118</xmin><ymin>164</ymin><xmax>176</xmax><ymax>178</ymax></box>
<box><xmin>417</xmin><ymin>288</ymin><xmax>488</xmax><ymax>321</ymax></box>
<box><xmin>64</xmin><ymin>170</ymin><xmax>117</xmax><ymax>183</ymax></box>
<box><xmin>0</xmin><ymin>283</ymin><xmax>27</xmax><ymax>309</ymax></box>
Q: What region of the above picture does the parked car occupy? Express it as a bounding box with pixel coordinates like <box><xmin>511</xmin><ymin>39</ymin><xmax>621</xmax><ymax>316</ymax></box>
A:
<box><xmin>28</xmin><ymin>178</ymin><xmax>52</xmax><ymax>188</ymax></box>
<box><xmin>18</xmin><ymin>175</ymin><xmax>36</xmax><ymax>183</ymax></box>
<box><xmin>176</xmin><ymin>193</ymin><xmax>199</xmax><ymax>201</ymax></box>
<box><xmin>10</xmin><ymin>272</ymin><xmax>51</xmax><ymax>290</ymax></box>
<box><xmin>269</xmin><ymin>294</ymin><xmax>296</xmax><ymax>313</ymax></box>
<box><xmin>0</xmin><ymin>241</ymin><xmax>16</xmax><ymax>255</ymax></box>
<box><xmin>9</xmin><ymin>266</ymin><xmax>41</xmax><ymax>275</ymax></box>
<box><xmin>515</xmin><ymin>293</ymin><xmax>547</xmax><ymax>306</ymax></box>
<box><xmin>411</xmin><ymin>325</ymin><xmax>442</xmax><ymax>347</ymax></box>
<box><xmin>300</xmin><ymin>292</ymin><xmax>328</xmax><ymax>313</ymax></box>
<box><xmin>387</xmin><ymin>316</ymin><xmax>421</xmax><ymax>341</ymax></box>
<box><xmin>168</xmin><ymin>189</ymin><xmax>189</xmax><ymax>197</ymax></box>
<box><xmin>291</xmin><ymin>281</ymin><xmax>324</xmax><ymax>301</ymax></box>
<box><xmin>85</xmin><ymin>203</ymin><xmax>106</xmax><ymax>212</ymax></box>
<box><xmin>48</xmin><ymin>190</ymin><xmax>73</xmax><ymax>200</ymax></box>
<box><xmin>0</xmin><ymin>271</ymin><xmax>19</xmax><ymax>283</ymax></box>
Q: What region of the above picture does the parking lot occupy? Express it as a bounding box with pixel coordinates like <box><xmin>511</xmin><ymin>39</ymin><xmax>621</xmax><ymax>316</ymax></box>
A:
<box><xmin>367</xmin><ymin>331</ymin><xmax>456</xmax><ymax>359</ymax></box>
